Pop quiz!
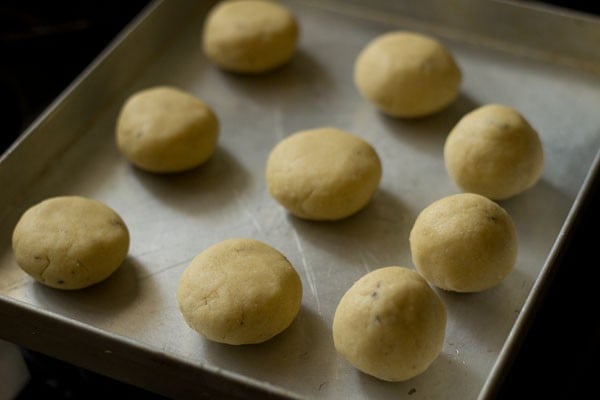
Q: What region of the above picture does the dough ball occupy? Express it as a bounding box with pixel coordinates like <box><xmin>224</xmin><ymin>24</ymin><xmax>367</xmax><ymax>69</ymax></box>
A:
<box><xmin>116</xmin><ymin>86</ymin><xmax>219</xmax><ymax>173</ymax></box>
<box><xmin>444</xmin><ymin>104</ymin><xmax>544</xmax><ymax>200</ymax></box>
<box><xmin>265</xmin><ymin>127</ymin><xmax>382</xmax><ymax>221</ymax></box>
<box><xmin>12</xmin><ymin>196</ymin><xmax>130</xmax><ymax>290</ymax></box>
<box><xmin>177</xmin><ymin>238</ymin><xmax>303</xmax><ymax>345</ymax></box>
<box><xmin>354</xmin><ymin>31</ymin><xmax>461</xmax><ymax>118</ymax></box>
<box><xmin>333</xmin><ymin>266</ymin><xmax>446</xmax><ymax>382</ymax></box>
<box><xmin>409</xmin><ymin>193</ymin><xmax>518</xmax><ymax>293</ymax></box>
<box><xmin>202</xmin><ymin>0</ymin><xmax>299</xmax><ymax>74</ymax></box>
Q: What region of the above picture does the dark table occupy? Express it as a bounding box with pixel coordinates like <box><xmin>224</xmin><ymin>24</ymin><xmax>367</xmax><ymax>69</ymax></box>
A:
<box><xmin>1</xmin><ymin>1</ymin><xmax>598</xmax><ymax>399</ymax></box>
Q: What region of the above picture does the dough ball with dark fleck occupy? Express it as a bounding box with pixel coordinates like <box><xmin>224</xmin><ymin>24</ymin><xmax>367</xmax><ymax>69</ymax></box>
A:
<box><xmin>333</xmin><ymin>266</ymin><xmax>446</xmax><ymax>381</ymax></box>
<box><xmin>177</xmin><ymin>238</ymin><xmax>303</xmax><ymax>345</ymax></box>
<box><xmin>266</xmin><ymin>127</ymin><xmax>382</xmax><ymax>221</ymax></box>
<box><xmin>202</xmin><ymin>0</ymin><xmax>299</xmax><ymax>74</ymax></box>
<box><xmin>444</xmin><ymin>104</ymin><xmax>544</xmax><ymax>200</ymax></box>
<box><xmin>116</xmin><ymin>86</ymin><xmax>219</xmax><ymax>173</ymax></box>
<box><xmin>410</xmin><ymin>193</ymin><xmax>518</xmax><ymax>292</ymax></box>
<box><xmin>12</xmin><ymin>196</ymin><xmax>130</xmax><ymax>290</ymax></box>
<box><xmin>354</xmin><ymin>31</ymin><xmax>461</xmax><ymax>118</ymax></box>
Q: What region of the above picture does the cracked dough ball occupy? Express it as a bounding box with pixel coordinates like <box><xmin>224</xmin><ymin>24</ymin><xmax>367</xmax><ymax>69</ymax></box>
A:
<box><xmin>333</xmin><ymin>267</ymin><xmax>446</xmax><ymax>382</ymax></box>
<box><xmin>266</xmin><ymin>127</ymin><xmax>382</xmax><ymax>221</ymax></box>
<box><xmin>116</xmin><ymin>86</ymin><xmax>219</xmax><ymax>173</ymax></box>
<box><xmin>444</xmin><ymin>104</ymin><xmax>544</xmax><ymax>200</ymax></box>
<box><xmin>410</xmin><ymin>193</ymin><xmax>518</xmax><ymax>292</ymax></box>
<box><xmin>202</xmin><ymin>0</ymin><xmax>298</xmax><ymax>74</ymax></box>
<box><xmin>177</xmin><ymin>238</ymin><xmax>303</xmax><ymax>345</ymax></box>
<box><xmin>354</xmin><ymin>31</ymin><xmax>461</xmax><ymax>118</ymax></box>
<box><xmin>12</xmin><ymin>196</ymin><xmax>130</xmax><ymax>290</ymax></box>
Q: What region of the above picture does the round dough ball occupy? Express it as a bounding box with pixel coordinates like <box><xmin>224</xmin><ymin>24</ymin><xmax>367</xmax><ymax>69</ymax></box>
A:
<box><xmin>116</xmin><ymin>86</ymin><xmax>219</xmax><ymax>173</ymax></box>
<box><xmin>12</xmin><ymin>196</ymin><xmax>130</xmax><ymax>290</ymax></box>
<box><xmin>444</xmin><ymin>104</ymin><xmax>544</xmax><ymax>200</ymax></box>
<box><xmin>333</xmin><ymin>266</ymin><xmax>446</xmax><ymax>382</ymax></box>
<box><xmin>265</xmin><ymin>127</ymin><xmax>382</xmax><ymax>221</ymax></box>
<box><xmin>409</xmin><ymin>193</ymin><xmax>518</xmax><ymax>293</ymax></box>
<box><xmin>354</xmin><ymin>31</ymin><xmax>461</xmax><ymax>118</ymax></box>
<box><xmin>177</xmin><ymin>238</ymin><xmax>303</xmax><ymax>345</ymax></box>
<box><xmin>202</xmin><ymin>0</ymin><xmax>299</xmax><ymax>74</ymax></box>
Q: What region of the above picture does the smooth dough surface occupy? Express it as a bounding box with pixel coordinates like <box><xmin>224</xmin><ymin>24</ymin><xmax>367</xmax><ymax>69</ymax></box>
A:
<box><xmin>444</xmin><ymin>103</ymin><xmax>544</xmax><ymax>200</ymax></box>
<box><xmin>202</xmin><ymin>0</ymin><xmax>298</xmax><ymax>74</ymax></box>
<box><xmin>266</xmin><ymin>127</ymin><xmax>382</xmax><ymax>221</ymax></box>
<box><xmin>177</xmin><ymin>238</ymin><xmax>303</xmax><ymax>345</ymax></box>
<box><xmin>333</xmin><ymin>266</ymin><xmax>446</xmax><ymax>382</ymax></box>
<box><xmin>116</xmin><ymin>86</ymin><xmax>219</xmax><ymax>173</ymax></box>
<box><xmin>409</xmin><ymin>193</ymin><xmax>518</xmax><ymax>293</ymax></box>
<box><xmin>12</xmin><ymin>196</ymin><xmax>130</xmax><ymax>290</ymax></box>
<box><xmin>354</xmin><ymin>31</ymin><xmax>461</xmax><ymax>118</ymax></box>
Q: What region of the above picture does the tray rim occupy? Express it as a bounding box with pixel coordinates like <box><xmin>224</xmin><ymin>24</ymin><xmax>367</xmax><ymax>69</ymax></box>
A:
<box><xmin>1</xmin><ymin>0</ymin><xmax>599</xmax><ymax>398</ymax></box>
<box><xmin>479</xmin><ymin>148</ymin><xmax>600</xmax><ymax>399</ymax></box>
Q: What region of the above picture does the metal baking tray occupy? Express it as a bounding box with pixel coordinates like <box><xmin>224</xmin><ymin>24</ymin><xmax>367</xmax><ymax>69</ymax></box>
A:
<box><xmin>1</xmin><ymin>0</ymin><xmax>599</xmax><ymax>398</ymax></box>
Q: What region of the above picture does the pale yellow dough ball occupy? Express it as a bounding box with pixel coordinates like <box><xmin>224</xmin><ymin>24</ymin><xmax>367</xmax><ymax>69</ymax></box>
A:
<box><xmin>116</xmin><ymin>86</ymin><xmax>219</xmax><ymax>173</ymax></box>
<box><xmin>12</xmin><ymin>196</ymin><xmax>130</xmax><ymax>290</ymax></box>
<box><xmin>202</xmin><ymin>0</ymin><xmax>299</xmax><ymax>74</ymax></box>
<box><xmin>354</xmin><ymin>31</ymin><xmax>461</xmax><ymax>118</ymax></box>
<box><xmin>333</xmin><ymin>267</ymin><xmax>446</xmax><ymax>382</ymax></box>
<box><xmin>265</xmin><ymin>127</ymin><xmax>382</xmax><ymax>221</ymax></box>
<box><xmin>409</xmin><ymin>193</ymin><xmax>518</xmax><ymax>293</ymax></box>
<box><xmin>444</xmin><ymin>104</ymin><xmax>544</xmax><ymax>200</ymax></box>
<box><xmin>177</xmin><ymin>238</ymin><xmax>303</xmax><ymax>345</ymax></box>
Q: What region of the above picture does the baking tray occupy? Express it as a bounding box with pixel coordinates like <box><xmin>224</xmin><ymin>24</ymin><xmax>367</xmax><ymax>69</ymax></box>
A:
<box><xmin>1</xmin><ymin>0</ymin><xmax>599</xmax><ymax>399</ymax></box>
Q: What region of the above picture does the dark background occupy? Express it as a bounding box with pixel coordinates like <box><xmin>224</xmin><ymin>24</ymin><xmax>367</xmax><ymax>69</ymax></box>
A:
<box><xmin>1</xmin><ymin>1</ymin><xmax>598</xmax><ymax>399</ymax></box>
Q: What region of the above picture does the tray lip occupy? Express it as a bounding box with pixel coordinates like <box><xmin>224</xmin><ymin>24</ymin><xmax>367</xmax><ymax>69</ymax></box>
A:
<box><xmin>479</xmin><ymin>147</ymin><xmax>600</xmax><ymax>399</ymax></box>
<box><xmin>0</xmin><ymin>0</ymin><xmax>158</xmax><ymax>163</ymax></box>
<box><xmin>0</xmin><ymin>0</ymin><xmax>206</xmax><ymax>223</ymax></box>
<box><xmin>311</xmin><ymin>0</ymin><xmax>600</xmax><ymax>74</ymax></box>
<box><xmin>1</xmin><ymin>0</ymin><xmax>599</xmax><ymax>398</ymax></box>
<box><xmin>497</xmin><ymin>0</ymin><xmax>600</xmax><ymax>20</ymax></box>
<box><xmin>0</xmin><ymin>295</ymin><xmax>300</xmax><ymax>400</ymax></box>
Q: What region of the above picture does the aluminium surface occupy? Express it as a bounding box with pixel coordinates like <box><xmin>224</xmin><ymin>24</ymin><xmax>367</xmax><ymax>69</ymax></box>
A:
<box><xmin>1</xmin><ymin>0</ymin><xmax>599</xmax><ymax>399</ymax></box>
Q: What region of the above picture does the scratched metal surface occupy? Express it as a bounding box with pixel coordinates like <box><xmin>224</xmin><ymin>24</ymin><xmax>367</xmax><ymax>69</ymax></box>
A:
<box><xmin>1</xmin><ymin>1</ymin><xmax>599</xmax><ymax>399</ymax></box>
